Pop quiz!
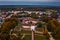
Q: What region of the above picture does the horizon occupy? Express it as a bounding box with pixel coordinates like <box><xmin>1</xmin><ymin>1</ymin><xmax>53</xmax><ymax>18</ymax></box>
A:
<box><xmin>0</xmin><ymin>1</ymin><xmax>60</xmax><ymax>6</ymax></box>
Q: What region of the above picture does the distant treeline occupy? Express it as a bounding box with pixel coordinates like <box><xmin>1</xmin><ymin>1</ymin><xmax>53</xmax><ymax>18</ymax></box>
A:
<box><xmin>0</xmin><ymin>5</ymin><xmax>60</xmax><ymax>11</ymax></box>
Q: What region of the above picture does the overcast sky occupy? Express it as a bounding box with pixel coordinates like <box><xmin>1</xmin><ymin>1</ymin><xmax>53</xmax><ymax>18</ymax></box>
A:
<box><xmin>0</xmin><ymin>0</ymin><xmax>60</xmax><ymax>2</ymax></box>
<box><xmin>0</xmin><ymin>0</ymin><xmax>60</xmax><ymax>5</ymax></box>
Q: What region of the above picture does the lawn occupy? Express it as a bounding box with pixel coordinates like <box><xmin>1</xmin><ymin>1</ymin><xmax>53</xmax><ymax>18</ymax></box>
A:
<box><xmin>14</xmin><ymin>27</ymin><xmax>49</xmax><ymax>40</ymax></box>
<box><xmin>21</xmin><ymin>35</ymin><xmax>49</xmax><ymax>40</ymax></box>
<box><xmin>20</xmin><ymin>28</ymin><xmax>49</xmax><ymax>40</ymax></box>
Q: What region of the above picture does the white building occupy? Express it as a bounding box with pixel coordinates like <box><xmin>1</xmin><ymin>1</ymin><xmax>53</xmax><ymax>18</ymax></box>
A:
<box><xmin>22</xmin><ymin>17</ymin><xmax>37</xmax><ymax>29</ymax></box>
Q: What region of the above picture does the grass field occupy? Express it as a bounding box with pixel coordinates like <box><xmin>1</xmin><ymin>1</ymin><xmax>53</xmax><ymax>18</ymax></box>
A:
<box><xmin>20</xmin><ymin>28</ymin><xmax>49</xmax><ymax>40</ymax></box>
<box><xmin>21</xmin><ymin>35</ymin><xmax>49</xmax><ymax>40</ymax></box>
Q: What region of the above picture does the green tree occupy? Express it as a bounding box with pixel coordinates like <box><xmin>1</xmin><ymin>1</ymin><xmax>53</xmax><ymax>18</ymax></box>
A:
<box><xmin>41</xmin><ymin>15</ymin><xmax>50</xmax><ymax>23</ymax></box>
<box><xmin>30</xmin><ymin>13</ymin><xmax>38</xmax><ymax>19</ymax></box>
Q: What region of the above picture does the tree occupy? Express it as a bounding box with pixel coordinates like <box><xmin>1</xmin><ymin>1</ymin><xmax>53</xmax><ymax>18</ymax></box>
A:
<box><xmin>30</xmin><ymin>13</ymin><xmax>38</xmax><ymax>19</ymax></box>
<box><xmin>41</xmin><ymin>15</ymin><xmax>50</xmax><ymax>23</ymax></box>
<box><xmin>47</xmin><ymin>18</ymin><xmax>60</xmax><ymax>40</ymax></box>
<box><xmin>37</xmin><ymin>22</ymin><xmax>42</xmax><ymax>27</ymax></box>
<box><xmin>51</xmin><ymin>12</ymin><xmax>58</xmax><ymax>19</ymax></box>
<box><xmin>54</xmin><ymin>22</ymin><xmax>60</xmax><ymax>40</ymax></box>
<box><xmin>0</xmin><ymin>18</ymin><xmax>18</xmax><ymax>40</ymax></box>
<box><xmin>1</xmin><ymin>18</ymin><xmax>18</xmax><ymax>33</ymax></box>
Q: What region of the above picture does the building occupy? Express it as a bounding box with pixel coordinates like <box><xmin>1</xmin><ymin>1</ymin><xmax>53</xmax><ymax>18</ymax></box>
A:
<box><xmin>22</xmin><ymin>17</ymin><xmax>38</xmax><ymax>29</ymax></box>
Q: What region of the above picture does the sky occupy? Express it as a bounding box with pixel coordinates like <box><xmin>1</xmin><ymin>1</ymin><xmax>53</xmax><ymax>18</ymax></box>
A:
<box><xmin>0</xmin><ymin>0</ymin><xmax>60</xmax><ymax>6</ymax></box>
<box><xmin>0</xmin><ymin>0</ymin><xmax>60</xmax><ymax>2</ymax></box>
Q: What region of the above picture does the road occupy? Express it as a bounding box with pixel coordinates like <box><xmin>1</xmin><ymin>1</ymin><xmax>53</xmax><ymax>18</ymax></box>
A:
<box><xmin>48</xmin><ymin>32</ymin><xmax>55</xmax><ymax>40</ymax></box>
